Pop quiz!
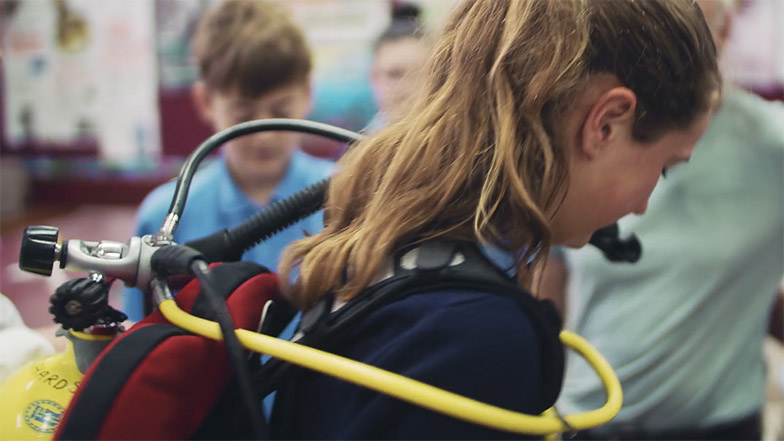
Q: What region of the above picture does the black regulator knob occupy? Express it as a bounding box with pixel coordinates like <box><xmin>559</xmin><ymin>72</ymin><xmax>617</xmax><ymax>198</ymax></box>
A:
<box><xmin>20</xmin><ymin>225</ymin><xmax>61</xmax><ymax>276</ymax></box>
<box><xmin>49</xmin><ymin>276</ymin><xmax>114</xmax><ymax>331</ymax></box>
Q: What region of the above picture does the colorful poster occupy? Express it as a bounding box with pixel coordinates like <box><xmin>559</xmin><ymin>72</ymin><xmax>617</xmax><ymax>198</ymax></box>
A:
<box><xmin>2</xmin><ymin>0</ymin><xmax>161</xmax><ymax>164</ymax></box>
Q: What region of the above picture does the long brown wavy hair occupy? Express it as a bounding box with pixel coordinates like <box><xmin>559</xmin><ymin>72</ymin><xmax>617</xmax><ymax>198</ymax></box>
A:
<box><xmin>280</xmin><ymin>0</ymin><xmax>720</xmax><ymax>309</ymax></box>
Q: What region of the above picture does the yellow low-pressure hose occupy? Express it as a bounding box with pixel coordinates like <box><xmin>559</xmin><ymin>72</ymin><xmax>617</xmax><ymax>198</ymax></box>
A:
<box><xmin>159</xmin><ymin>299</ymin><xmax>621</xmax><ymax>436</ymax></box>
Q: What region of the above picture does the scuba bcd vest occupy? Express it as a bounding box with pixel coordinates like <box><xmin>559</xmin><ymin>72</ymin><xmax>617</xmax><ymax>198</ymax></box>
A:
<box><xmin>54</xmin><ymin>240</ymin><xmax>564</xmax><ymax>440</ymax></box>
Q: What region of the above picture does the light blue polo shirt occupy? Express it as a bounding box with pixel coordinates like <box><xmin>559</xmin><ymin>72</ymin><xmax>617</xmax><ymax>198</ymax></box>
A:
<box><xmin>556</xmin><ymin>88</ymin><xmax>784</xmax><ymax>432</ymax></box>
<box><xmin>123</xmin><ymin>150</ymin><xmax>334</xmax><ymax>321</ymax></box>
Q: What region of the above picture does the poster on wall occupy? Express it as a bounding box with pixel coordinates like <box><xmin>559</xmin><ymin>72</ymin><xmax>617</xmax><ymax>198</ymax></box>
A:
<box><xmin>1</xmin><ymin>0</ymin><xmax>161</xmax><ymax>164</ymax></box>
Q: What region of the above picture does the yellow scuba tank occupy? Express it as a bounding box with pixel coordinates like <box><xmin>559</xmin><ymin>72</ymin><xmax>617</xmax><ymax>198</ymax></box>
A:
<box><xmin>0</xmin><ymin>341</ymin><xmax>81</xmax><ymax>440</ymax></box>
<box><xmin>0</xmin><ymin>329</ymin><xmax>116</xmax><ymax>441</ymax></box>
<box><xmin>0</xmin><ymin>268</ymin><xmax>126</xmax><ymax>440</ymax></box>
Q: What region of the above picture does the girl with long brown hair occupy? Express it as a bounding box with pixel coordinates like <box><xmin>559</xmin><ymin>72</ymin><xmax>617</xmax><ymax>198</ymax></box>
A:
<box><xmin>272</xmin><ymin>0</ymin><xmax>721</xmax><ymax>438</ymax></box>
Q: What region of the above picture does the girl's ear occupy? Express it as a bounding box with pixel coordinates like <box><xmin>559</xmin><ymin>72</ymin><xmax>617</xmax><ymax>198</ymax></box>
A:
<box><xmin>579</xmin><ymin>87</ymin><xmax>637</xmax><ymax>159</ymax></box>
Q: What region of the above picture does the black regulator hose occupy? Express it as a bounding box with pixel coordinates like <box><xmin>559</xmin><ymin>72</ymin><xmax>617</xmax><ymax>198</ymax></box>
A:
<box><xmin>187</xmin><ymin>182</ymin><xmax>642</xmax><ymax>265</ymax></box>
<box><xmin>151</xmin><ymin>245</ymin><xmax>268</xmax><ymax>439</ymax></box>
<box><xmin>185</xmin><ymin>179</ymin><xmax>329</xmax><ymax>263</ymax></box>
<box><xmin>162</xmin><ymin>119</ymin><xmax>364</xmax><ymax>239</ymax></box>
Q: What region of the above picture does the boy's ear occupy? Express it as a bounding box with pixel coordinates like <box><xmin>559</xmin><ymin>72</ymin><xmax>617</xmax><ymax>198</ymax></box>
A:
<box><xmin>579</xmin><ymin>87</ymin><xmax>637</xmax><ymax>158</ymax></box>
<box><xmin>191</xmin><ymin>81</ymin><xmax>216</xmax><ymax>127</ymax></box>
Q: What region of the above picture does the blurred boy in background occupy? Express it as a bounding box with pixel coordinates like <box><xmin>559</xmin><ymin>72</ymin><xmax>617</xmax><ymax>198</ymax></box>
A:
<box><xmin>365</xmin><ymin>2</ymin><xmax>431</xmax><ymax>132</ymax></box>
<box><xmin>540</xmin><ymin>1</ymin><xmax>784</xmax><ymax>439</ymax></box>
<box><xmin>124</xmin><ymin>0</ymin><xmax>334</xmax><ymax>321</ymax></box>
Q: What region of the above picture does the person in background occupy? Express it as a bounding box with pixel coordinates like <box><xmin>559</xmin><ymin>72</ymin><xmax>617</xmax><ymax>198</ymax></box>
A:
<box><xmin>270</xmin><ymin>0</ymin><xmax>721</xmax><ymax>438</ymax></box>
<box><xmin>365</xmin><ymin>1</ymin><xmax>432</xmax><ymax>132</ymax></box>
<box><xmin>123</xmin><ymin>0</ymin><xmax>334</xmax><ymax>322</ymax></box>
<box><xmin>538</xmin><ymin>0</ymin><xmax>784</xmax><ymax>439</ymax></box>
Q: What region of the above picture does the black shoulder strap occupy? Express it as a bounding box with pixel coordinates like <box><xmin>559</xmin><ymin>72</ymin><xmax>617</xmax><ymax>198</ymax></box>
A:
<box><xmin>58</xmin><ymin>324</ymin><xmax>189</xmax><ymax>440</ymax></box>
<box><xmin>258</xmin><ymin>240</ymin><xmax>564</xmax><ymax>411</ymax></box>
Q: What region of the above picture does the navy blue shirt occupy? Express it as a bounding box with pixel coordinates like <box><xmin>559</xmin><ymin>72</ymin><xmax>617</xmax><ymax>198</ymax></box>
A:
<box><xmin>271</xmin><ymin>288</ymin><xmax>544</xmax><ymax>440</ymax></box>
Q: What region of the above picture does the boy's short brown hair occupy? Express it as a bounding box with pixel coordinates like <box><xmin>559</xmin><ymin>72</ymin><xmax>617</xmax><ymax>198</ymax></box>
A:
<box><xmin>191</xmin><ymin>0</ymin><xmax>311</xmax><ymax>97</ymax></box>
